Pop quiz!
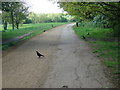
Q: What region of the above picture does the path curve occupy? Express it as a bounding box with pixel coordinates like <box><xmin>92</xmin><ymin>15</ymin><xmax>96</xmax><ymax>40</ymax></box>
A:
<box><xmin>2</xmin><ymin>24</ymin><xmax>113</xmax><ymax>88</ymax></box>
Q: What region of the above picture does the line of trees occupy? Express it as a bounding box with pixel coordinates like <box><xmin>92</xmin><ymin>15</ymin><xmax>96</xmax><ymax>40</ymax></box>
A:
<box><xmin>57</xmin><ymin>2</ymin><xmax>120</xmax><ymax>36</ymax></box>
<box><xmin>1</xmin><ymin>1</ymin><xmax>29</xmax><ymax>30</ymax></box>
<box><xmin>23</xmin><ymin>12</ymin><xmax>75</xmax><ymax>24</ymax></box>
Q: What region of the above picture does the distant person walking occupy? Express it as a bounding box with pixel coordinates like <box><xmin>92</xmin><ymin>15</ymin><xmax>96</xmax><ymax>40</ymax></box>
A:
<box><xmin>76</xmin><ymin>22</ymin><xmax>78</xmax><ymax>27</ymax></box>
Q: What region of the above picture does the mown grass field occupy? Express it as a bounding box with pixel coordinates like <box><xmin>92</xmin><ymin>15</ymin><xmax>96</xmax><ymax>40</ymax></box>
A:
<box><xmin>1</xmin><ymin>22</ymin><xmax>69</xmax><ymax>50</ymax></box>
<box><xmin>73</xmin><ymin>23</ymin><xmax>119</xmax><ymax>87</ymax></box>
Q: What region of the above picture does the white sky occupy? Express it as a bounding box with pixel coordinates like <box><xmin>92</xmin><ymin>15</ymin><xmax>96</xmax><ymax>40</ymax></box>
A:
<box><xmin>24</xmin><ymin>0</ymin><xmax>64</xmax><ymax>14</ymax></box>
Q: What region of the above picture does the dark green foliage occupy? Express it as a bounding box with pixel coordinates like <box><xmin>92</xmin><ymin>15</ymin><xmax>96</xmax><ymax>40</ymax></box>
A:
<box><xmin>23</xmin><ymin>18</ymin><xmax>32</xmax><ymax>24</ymax></box>
<box><xmin>2</xmin><ymin>2</ymin><xmax>28</xmax><ymax>30</ymax></box>
<box><xmin>28</xmin><ymin>13</ymin><xmax>69</xmax><ymax>23</ymax></box>
<box><xmin>58</xmin><ymin>2</ymin><xmax>120</xmax><ymax>36</ymax></box>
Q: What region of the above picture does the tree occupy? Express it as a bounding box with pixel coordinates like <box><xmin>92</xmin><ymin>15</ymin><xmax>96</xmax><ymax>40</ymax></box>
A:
<box><xmin>14</xmin><ymin>3</ymin><xmax>28</xmax><ymax>29</ymax></box>
<box><xmin>23</xmin><ymin>17</ymin><xmax>32</xmax><ymax>24</ymax></box>
<box><xmin>2</xmin><ymin>2</ymin><xmax>29</xmax><ymax>30</ymax></box>
<box><xmin>28</xmin><ymin>13</ymin><xmax>68</xmax><ymax>23</ymax></box>
<box><xmin>28</xmin><ymin>12</ymin><xmax>38</xmax><ymax>23</ymax></box>
<box><xmin>0</xmin><ymin>12</ymin><xmax>2</xmax><ymax>24</ymax></box>
<box><xmin>2</xmin><ymin>2</ymin><xmax>18</xmax><ymax>30</ymax></box>
<box><xmin>2</xmin><ymin>12</ymin><xmax>10</xmax><ymax>30</ymax></box>
<box><xmin>57</xmin><ymin>2</ymin><xmax>120</xmax><ymax>36</ymax></box>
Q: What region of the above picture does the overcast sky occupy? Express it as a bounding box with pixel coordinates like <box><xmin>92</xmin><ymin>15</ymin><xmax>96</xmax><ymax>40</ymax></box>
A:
<box><xmin>24</xmin><ymin>0</ymin><xmax>64</xmax><ymax>14</ymax></box>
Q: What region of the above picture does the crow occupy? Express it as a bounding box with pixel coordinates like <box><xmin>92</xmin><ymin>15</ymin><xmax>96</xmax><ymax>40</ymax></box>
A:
<box><xmin>36</xmin><ymin>51</ymin><xmax>44</xmax><ymax>58</ymax></box>
<box><xmin>62</xmin><ymin>86</ymin><xmax>68</xmax><ymax>88</ymax></box>
<box><xmin>43</xmin><ymin>30</ymin><xmax>46</xmax><ymax>32</ymax></box>
<box><xmin>82</xmin><ymin>36</ymin><xmax>86</xmax><ymax>39</ymax></box>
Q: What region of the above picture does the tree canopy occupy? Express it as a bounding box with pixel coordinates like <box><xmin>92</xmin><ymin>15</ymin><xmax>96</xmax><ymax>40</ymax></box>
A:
<box><xmin>2</xmin><ymin>1</ymin><xmax>29</xmax><ymax>30</ymax></box>
<box><xmin>27</xmin><ymin>12</ymin><xmax>71</xmax><ymax>24</ymax></box>
<box><xmin>57</xmin><ymin>2</ymin><xmax>120</xmax><ymax>36</ymax></box>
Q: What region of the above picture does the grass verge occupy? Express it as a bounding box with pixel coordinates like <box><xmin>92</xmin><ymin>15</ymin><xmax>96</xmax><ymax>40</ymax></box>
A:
<box><xmin>73</xmin><ymin>23</ymin><xmax>119</xmax><ymax>88</ymax></box>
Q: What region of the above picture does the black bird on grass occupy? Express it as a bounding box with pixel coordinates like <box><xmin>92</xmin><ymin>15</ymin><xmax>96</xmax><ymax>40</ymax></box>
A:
<box><xmin>36</xmin><ymin>51</ymin><xmax>44</xmax><ymax>58</ymax></box>
<box><xmin>82</xmin><ymin>36</ymin><xmax>86</xmax><ymax>39</ymax></box>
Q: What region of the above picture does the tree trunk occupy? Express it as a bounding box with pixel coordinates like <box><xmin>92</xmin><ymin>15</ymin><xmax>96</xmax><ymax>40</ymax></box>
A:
<box><xmin>16</xmin><ymin>23</ymin><xmax>19</xmax><ymax>29</ymax></box>
<box><xmin>3</xmin><ymin>20</ymin><xmax>7</xmax><ymax>30</ymax></box>
<box><xmin>11</xmin><ymin>11</ymin><xmax>14</xmax><ymax>30</ymax></box>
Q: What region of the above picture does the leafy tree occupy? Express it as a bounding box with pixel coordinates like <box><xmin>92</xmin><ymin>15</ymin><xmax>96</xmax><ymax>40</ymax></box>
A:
<box><xmin>58</xmin><ymin>2</ymin><xmax>120</xmax><ymax>36</ymax></box>
<box><xmin>14</xmin><ymin>3</ymin><xmax>29</xmax><ymax>29</ymax></box>
<box><xmin>2</xmin><ymin>12</ymin><xmax>10</xmax><ymax>30</ymax></box>
<box><xmin>0</xmin><ymin>12</ymin><xmax>2</xmax><ymax>24</ymax></box>
<box><xmin>28</xmin><ymin>12</ymin><xmax>40</xmax><ymax>23</ymax></box>
<box><xmin>23</xmin><ymin>17</ymin><xmax>32</xmax><ymax>24</ymax></box>
<box><xmin>2</xmin><ymin>2</ymin><xmax>18</xmax><ymax>30</ymax></box>
<box><xmin>0</xmin><ymin>2</ymin><xmax>2</xmax><ymax>24</ymax></box>
<box><xmin>28</xmin><ymin>13</ymin><xmax>68</xmax><ymax>23</ymax></box>
<box><xmin>2</xmin><ymin>2</ymin><xmax>29</xmax><ymax>30</ymax></box>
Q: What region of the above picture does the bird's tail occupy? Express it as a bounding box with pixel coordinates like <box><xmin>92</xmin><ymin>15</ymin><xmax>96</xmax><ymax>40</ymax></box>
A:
<box><xmin>42</xmin><ymin>55</ymin><xmax>45</xmax><ymax>57</ymax></box>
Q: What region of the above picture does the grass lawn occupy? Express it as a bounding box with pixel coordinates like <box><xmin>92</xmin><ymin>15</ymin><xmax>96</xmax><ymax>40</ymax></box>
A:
<box><xmin>73</xmin><ymin>23</ymin><xmax>119</xmax><ymax>87</ymax></box>
<box><xmin>1</xmin><ymin>23</ymin><xmax>68</xmax><ymax>40</ymax></box>
<box><xmin>1</xmin><ymin>22</ymin><xmax>69</xmax><ymax>50</ymax></box>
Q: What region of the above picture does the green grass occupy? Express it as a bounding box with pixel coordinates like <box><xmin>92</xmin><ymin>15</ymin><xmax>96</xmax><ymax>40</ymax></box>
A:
<box><xmin>1</xmin><ymin>23</ymin><xmax>68</xmax><ymax>40</ymax></box>
<box><xmin>103</xmin><ymin>60</ymin><xmax>118</xmax><ymax>68</ymax></box>
<box><xmin>1</xmin><ymin>22</ymin><xmax>69</xmax><ymax>50</ymax></box>
<box><xmin>73</xmin><ymin>24</ymin><xmax>118</xmax><ymax>61</ymax></box>
<box><xmin>73</xmin><ymin>25</ymin><xmax>114</xmax><ymax>40</ymax></box>
<box><xmin>0</xmin><ymin>25</ymin><xmax>2</xmax><ymax>31</ymax></box>
<box><xmin>73</xmin><ymin>23</ymin><xmax>119</xmax><ymax>86</ymax></box>
<box><xmin>89</xmin><ymin>41</ymin><xmax>118</xmax><ymax>61</ymax></box>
